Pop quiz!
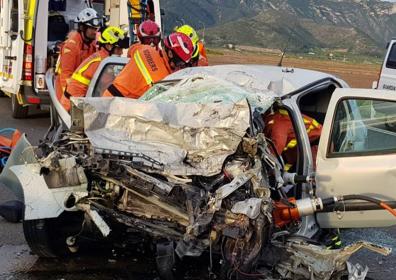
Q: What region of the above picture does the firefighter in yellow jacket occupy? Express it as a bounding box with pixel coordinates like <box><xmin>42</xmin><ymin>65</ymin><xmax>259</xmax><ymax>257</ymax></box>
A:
<box><xmin>61</xmin><ymin>26</ymin><xmax>129</xmax><ymax>111</ymax></box>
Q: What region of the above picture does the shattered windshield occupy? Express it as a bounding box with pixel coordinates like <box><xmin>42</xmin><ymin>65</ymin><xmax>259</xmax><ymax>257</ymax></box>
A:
<box><xmin>141</xmin><ymin>74</ymin><xmax>277</xmax><ymax>112</ymax></box>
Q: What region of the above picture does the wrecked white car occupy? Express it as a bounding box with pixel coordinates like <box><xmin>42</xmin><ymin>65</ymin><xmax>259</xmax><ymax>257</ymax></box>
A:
<box><xmin>3</xmin><ymin>62</ymin><xmax>396</xmax><ymax>279</ymax></box>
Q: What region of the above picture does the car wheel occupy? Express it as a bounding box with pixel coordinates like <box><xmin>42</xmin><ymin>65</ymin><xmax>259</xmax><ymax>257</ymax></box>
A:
<box><xmin>11</xmin><ymin>94</ymin><xmax>29</xmax><ymax>119</ymax></box>
<box><xmin>0</xmin><ymin>90</ymin><xmax>5</xmax><ymax>97</ymax></box>
<box><xmin>23</xmin><ymin>212</ymin><xmax>84</xmax><ymax>258</ymax></box>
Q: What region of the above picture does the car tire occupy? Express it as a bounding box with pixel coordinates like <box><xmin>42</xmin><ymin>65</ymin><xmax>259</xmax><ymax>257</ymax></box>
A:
<box><xmin>0</xmin><ymin>90</ymin><xmax>5</xmax><ymax>97</ymax></box>
<box><xmin>11</xmin><ymin>94</ymin><xmax>29</xmax><ymax>119</ymax></box>
<box><xmin>23</xmin><ymin>212</ymin><xmax>84</xmax><ymax>258</ymax></box>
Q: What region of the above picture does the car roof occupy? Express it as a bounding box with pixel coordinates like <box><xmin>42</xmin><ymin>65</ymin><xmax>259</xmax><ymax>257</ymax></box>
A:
<box><xmin>165</xmin><ymin>64</ymin><xmax>347</xmax><ymax>97</ymax></box>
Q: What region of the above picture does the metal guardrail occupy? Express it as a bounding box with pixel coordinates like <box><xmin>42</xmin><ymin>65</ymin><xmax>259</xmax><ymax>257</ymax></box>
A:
<box><xmin>45</xmin><ymin>69</ymin><xmax>71</xmax><ymax>129</ymax></box>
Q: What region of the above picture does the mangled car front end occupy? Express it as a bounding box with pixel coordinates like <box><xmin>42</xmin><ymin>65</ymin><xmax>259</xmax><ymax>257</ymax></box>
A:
<box><xmin>8</xmin><ymin>74</ymin><xmax>392</xmax><ymax>279</ymax></box>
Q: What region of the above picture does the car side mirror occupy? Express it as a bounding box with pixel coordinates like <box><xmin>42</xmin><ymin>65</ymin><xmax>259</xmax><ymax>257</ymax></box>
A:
<box><xmin>160</xmin><ymin>8</ymin><xmax>165</xmax><ymax>16</ymax></box>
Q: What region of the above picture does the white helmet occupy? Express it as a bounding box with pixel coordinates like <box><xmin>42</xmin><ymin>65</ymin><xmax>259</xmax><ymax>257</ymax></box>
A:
<box><xmin>75</xmin><ymin>8</ymin><xmax>101</xmax><ymax>28</ymax></box>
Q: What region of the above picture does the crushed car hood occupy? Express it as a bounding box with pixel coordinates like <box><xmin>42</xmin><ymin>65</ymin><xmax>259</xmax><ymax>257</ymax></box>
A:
<box><xmin>163</xmin><ymin>64</ymin><xmax>344</xmax><ymax>96</ymax></box>
<box><xmin>74</xmin><ymin>74</ymin><xmax>276</xmax><ymax>176</ymax></box>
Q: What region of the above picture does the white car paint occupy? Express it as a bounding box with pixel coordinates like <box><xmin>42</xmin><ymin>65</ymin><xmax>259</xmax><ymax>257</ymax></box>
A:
<box><xmin>10</xmin><ymin>163</ymin><xmax>88</xmax><ymax>220</ymax></box>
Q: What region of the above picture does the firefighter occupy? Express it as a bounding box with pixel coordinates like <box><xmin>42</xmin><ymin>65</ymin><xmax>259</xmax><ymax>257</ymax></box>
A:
<box><xmin>264</xmin><ymin>108</ymin><xmax>322</xmax><ymax>171</ymax></box>
<box><xmin>61</xmin><ymin>26</ymin><xmax>129</xmax><ymax>111</ymax></box>
<box><xmin>127</xmin><ymin>19</ymin><xmax>161</xmax><ymax>58</ymax></box>
<box><xmin>263</xmin><ymin>108</ymin><xmax>343</xmax><ymax>249</ymax></box>
<box><xmin>55</xmin><ymin>8</ymin><xmax>101</xmax><ymax>100</ymax></box>
<box><xmin>103</xmin><ymin>32</ymin><xmax>194</xmax><ymax>99</ymax></box>
<box><xmin>175</xmin><ymin>24</ymin><xmax>208</xmax><ymax>66</ymax></box>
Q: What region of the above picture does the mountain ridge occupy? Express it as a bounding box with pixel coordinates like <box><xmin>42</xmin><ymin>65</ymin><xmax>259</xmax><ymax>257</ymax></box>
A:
<box><xmin>162</xmin><ymin>0</ymin><xmax>396</xmax><ymax>55</ymax></box>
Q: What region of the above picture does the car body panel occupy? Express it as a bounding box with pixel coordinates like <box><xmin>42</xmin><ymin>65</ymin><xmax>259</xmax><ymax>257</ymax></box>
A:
<box><xmin>45</xmin><ymin>69</ymin><xmax>71</xmax><ymax>128</ymax></box>
<box><xmin>316</xmin><ymin>88</ymin><xmax>396</xmax><ymax>228</ymax></box>
<box><xmin>11</xmin><ymin>163</ymin><xmax>88</xmax><ymax>220</ymax></box>
<box><xmin>281</xmin><ymin>98</ymin><xmax>319</xmax><ymax>237</ymax></box>
<box><xmin>165</xmin><ymin>64</ymin><xmax>347</xmax><ymax>97</ymax></box>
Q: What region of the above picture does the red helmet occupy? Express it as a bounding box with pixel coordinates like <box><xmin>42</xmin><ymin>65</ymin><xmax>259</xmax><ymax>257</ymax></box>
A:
<box><xmin>164</xmin><ymin>32</ymin><xmax>194</xmax><ymax>63</ymax></box>
<box><xmin>137</xmin><ymin>20</ymin><xmax>161</xmax><ymax>46</ymax></box>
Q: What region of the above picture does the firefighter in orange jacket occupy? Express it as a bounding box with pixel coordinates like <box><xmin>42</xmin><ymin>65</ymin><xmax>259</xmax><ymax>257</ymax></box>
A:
<box><xmin>61</xmin><ymin>27</ymin><xmax>129</xmax><ymax>111</ymax></box>
<box><xmin>175</xmin><ymin>25</ymin><xmax>208</xmax><ymax>67</ymax></box>
<box><xmin>55</xmin><ymin>8</ymin><xmax>101</xmax><ymax>100</ymax></box>
<box><xmin>264</xmin><ymin>108</ymin><xmax>322</xmax><ymax>171</ymax></box>
<box><xmin>127</xmin><ymin>19</ymin><xmax>161</xmax><ymax>58</ymax></box>
<box><xmin>103</xmin><ymin>32</ymin><xmax>194</xmax><ymax>99</ymax></box>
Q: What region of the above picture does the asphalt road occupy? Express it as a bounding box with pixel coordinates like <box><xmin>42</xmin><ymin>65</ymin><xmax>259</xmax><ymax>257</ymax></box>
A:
<box><xmin>0</xmin><ymin>96</ymin><xmax>396</xmax><ymax>280</ymax></box>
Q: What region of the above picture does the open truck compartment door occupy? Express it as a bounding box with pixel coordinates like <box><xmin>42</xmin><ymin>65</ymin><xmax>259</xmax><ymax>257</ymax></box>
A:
<box><xmin>105</xmin><ymin>0</ymin><xmax>162</xmax><ymax>43</ymax></box>
<box><xmin>0</xmin><ymin>0</ymin><xmax>25</xmax><ymax>95</ymax></box>
<box><xmin>316</xmin><ymin>88</ymin><xmax>396</xmax><ymax>228</ymax></box>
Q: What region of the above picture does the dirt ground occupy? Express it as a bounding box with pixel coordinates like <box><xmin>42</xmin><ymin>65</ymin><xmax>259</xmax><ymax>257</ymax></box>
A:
<box><xmin>208</xmin><ymin>49</ymin><xmax>381</xmax><ymax>88</ymax></box>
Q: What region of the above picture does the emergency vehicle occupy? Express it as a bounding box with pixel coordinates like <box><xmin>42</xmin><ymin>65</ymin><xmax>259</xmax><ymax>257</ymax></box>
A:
<box><xmin>0</xmin><ymin>0</ymin><xmax>161</xmax><ymax>118</ymax></box>
<box><xmin>373</xmin><ymin>38</ymin><xmax>396</xmax><ymax>91</ymax></box>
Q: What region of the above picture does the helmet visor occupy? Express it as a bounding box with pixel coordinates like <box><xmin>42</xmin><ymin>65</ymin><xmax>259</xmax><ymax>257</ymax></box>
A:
<box><xmin>141</xmin><ymin>36</ymin><xmax>161</xmax><ymax>46</ymax></box>
<box><xmin>85</xmin><ymin>18</ymin><xmax>101</xmax><ymax>28</ymax></box>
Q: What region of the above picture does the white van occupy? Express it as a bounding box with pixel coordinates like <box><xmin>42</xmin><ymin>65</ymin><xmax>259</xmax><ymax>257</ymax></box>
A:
<box><xmin>375</xmin><ymin>38</ymin><xmax>396</xmax><ymax>91</ymax></box>
<box><xmin>0</xmin><ymin>0</ymin><xmax>161</xmax><ymax>118</ymax></box>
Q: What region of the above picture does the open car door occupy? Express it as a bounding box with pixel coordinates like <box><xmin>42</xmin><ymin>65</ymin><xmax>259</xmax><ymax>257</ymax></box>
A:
<box><xmin>86</xmin><ymin>56</ymin><xmax>128</xmax><ymax>97</ymax></box>
<box><xmin>45</xmin><ymin>57</ymin><xmax>127</xmax><ymax>131</ymax></box>
<box><xmin>316</xmin><ymin>88</ymin><xmax>396</xmax><ymax>228</ymax></box>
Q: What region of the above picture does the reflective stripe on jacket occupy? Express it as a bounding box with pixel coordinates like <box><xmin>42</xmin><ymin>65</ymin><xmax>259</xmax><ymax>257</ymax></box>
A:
<box><xmin>277</xmin><ymin>109</ymin><xmax>321</xmax><ymax>152</ymax></box>
<box><xmin>60</xmin><ymin>48</ymin><xmax>109</xmax><ymax>111</ymax></box>
<box><xmin>264</xmin><ymin>109</ymin><xmax>322</xmax><ymax>170</ymax></box>
<box><xmin>103</xmin><ymin>45</ymin><xmax>171</xmax><ymax>99</ymax></box>
<box><xmin>55</xmin><ymin>31</ymin><xmax>96</xmax><ymax>100</ymax></box>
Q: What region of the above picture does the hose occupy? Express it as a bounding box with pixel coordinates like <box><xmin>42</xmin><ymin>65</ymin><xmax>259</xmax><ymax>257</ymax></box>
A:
<box><xmin>322</xmin><ymin>195</ymin><xmax>396</xmax><ymax>218</ymax></box>
<box><xmin>0</xmin><ymin>128</ymin><xmax>16</xmax><ymax>134</ymax></box>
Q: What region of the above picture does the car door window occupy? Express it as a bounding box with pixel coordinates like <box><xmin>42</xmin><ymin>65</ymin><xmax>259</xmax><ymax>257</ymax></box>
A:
<box><xmin>329</xmin><ymin>98</ymin><xmax>396</xmax><ymax>156</ymax></box>
<box><xmin>92</xmin><ymin>64</ymin><xmax>125</xmax><ymax>97</ymax></box>
<box><xmin>386</xmin><ymin>43</ymin><xmax>396</xmax><ymax>69</ymax></box>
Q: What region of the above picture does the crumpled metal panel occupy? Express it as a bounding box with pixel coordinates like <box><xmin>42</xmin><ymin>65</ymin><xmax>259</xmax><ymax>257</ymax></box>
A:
<box><xmin>276</xmin><ymin>240</ymin><xmax>391</xmax><ymax>280</ymax></box>
<box><xmin>75</xmin><ymin>97</ymin><xmax>251</xmax><ymax>176</ymax></box>
<box><xmin>231</xmin><ymin>198</ymin><xmax>262</xmax><ymax>219</ymax></box>
<box><xmin>10</xmin><ymin>163</ymin><xmax>88</xmax><ymax>220</ymax></box>
<box><xmin>163</xmin><ymin>65</ymin><xmax>336</xmax><ymax>96</ymax></box>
